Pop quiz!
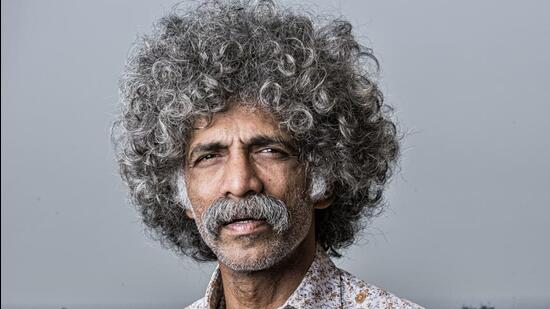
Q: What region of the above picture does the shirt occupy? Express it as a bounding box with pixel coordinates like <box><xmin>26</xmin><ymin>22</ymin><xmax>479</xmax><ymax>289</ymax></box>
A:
<box><xmin>186</xmin><ymin>246</ymin><xmax>424</xmax><ymax>308</ymax></box>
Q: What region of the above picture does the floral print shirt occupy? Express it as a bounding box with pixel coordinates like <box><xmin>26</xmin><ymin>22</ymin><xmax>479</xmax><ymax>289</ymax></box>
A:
<box><xmin>186</xmin><ymin>246</ymin><xmax>424</xmax><ymax>308</ymax></box>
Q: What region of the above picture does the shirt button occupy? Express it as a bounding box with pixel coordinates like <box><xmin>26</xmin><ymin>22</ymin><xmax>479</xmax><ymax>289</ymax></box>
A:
<box><xmin>355</xmin><ymin>291</ymin><xmax>366</xmax><ymax>303</ymax></box>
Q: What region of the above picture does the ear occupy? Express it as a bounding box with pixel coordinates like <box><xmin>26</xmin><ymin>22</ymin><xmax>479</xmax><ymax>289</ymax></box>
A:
<box><xmin>313</xmin><ymin>194</ymin><xmax>333</xmax><ymax>210</ymax></box>
<box><xmin>185</xmin><ymin>208</ymin><xmax>195</xmax><ymax>219</ymax></box>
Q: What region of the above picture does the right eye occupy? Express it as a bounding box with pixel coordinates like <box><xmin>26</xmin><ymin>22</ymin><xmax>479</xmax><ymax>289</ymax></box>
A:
<box><xmin>199</xmin><ymin>153</ymin><xmax>216</xmax><ymax>160</ymax></box>
<box><xmin>191</xmin><ymin>153</ymin><xmax>222</xmax><ymax>168</ymax></box>
<box><xmin>195</xmin><ymin>153</ymin><xmax>218</xmax><ymax>164</ymax></box>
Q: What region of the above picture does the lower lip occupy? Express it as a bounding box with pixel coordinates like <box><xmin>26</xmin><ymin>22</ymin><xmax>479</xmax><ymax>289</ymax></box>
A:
<box><xmin>224</xmin><ymin>220</ymin><xmax>268</xmax><ymax>234</ymax></box>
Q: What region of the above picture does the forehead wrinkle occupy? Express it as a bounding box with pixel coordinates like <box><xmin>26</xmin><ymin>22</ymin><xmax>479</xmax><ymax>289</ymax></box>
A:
<box><xmin>190</xmin><ymin>133</ymin><xmax>290</xmax><ymax>154</ymax></box>
<box><xmin>185</xmin><ymin>104</ymin><xmax>292</xmax><ymax>160</ymax></box>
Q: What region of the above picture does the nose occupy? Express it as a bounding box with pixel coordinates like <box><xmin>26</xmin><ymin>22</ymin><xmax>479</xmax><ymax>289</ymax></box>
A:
<box><xmin>220</xmin><ymin>151</ymin><xmax>263</xmax><ymax>198</ymax></box>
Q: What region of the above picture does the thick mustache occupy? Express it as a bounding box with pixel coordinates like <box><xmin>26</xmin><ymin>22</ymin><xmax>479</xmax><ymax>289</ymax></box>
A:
<box><xmin>202</xmin><ymin>194</ymin><xmax>289</xmax><ymax>237</ymax></box>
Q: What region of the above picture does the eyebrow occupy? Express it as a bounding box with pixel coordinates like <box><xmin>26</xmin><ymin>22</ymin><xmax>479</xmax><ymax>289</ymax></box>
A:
<box><xmin>187</xmin><ymin>134</ymin><xmax>297</xmax><ymax>162</ymax></box>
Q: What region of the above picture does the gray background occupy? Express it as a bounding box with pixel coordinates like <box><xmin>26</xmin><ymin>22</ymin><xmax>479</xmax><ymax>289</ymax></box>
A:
<box><xmin>2</xmin><ymin>0</ymin><xmax>549</xmax><ymax>308</ymax></box>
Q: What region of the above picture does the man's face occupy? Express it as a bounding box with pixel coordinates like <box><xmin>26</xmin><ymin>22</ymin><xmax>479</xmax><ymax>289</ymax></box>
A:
<box><xmin>183</xmin><ymin>104</ymin><xmax>315</xmax><ymax>271</ymax></box>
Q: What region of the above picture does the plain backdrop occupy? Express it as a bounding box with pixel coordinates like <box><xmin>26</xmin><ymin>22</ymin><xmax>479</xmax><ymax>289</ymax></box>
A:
<box><xmin>2</xmin><ymin>0</ymin><xmax>549</xmax><ymax>308</ymax></box>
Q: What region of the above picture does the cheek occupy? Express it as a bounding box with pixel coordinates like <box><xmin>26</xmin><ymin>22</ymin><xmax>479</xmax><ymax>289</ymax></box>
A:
<box><xmin>186</xmin><ymin>164</ymin><xmax>225</xmax><ymax>202</ymax></box>
<box><xmin>267</xmin><ymin>166</ymin><xmax>307</xmax><ymax>203</ymax></box>
<box><xmin>185</xmin><ymin>176</ymin><xmax>214</xmax><ymax>219</ymax></box>
<box><xmin>261</xmin><ymin>165</ymin><xmax>298</xmax><ymax>196</ymax></box>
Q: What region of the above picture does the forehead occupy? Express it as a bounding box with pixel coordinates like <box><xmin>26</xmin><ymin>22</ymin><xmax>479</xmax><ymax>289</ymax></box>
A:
<box><xmin>187</xmin><ymin>104</ymin><xmax>288</xmax><ymax>148</ymax></box>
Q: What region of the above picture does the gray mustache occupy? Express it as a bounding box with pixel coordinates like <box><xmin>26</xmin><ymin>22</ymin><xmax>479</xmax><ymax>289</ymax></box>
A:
<box><xmin>202</xmin><ymin>194</ymin><xmax>289</xmax><ymax>237</ymax></box>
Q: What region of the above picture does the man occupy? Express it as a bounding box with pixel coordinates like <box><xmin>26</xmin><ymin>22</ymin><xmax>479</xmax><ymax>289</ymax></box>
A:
<box><xmin>113</xmin><ymin>0</ymin><xmax>423</xmax><ymax>308</ymax></box>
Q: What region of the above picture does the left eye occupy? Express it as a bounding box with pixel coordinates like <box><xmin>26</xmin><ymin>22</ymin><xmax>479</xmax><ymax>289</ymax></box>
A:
<box><xmin>260</xmin><ymin>148</ymin><xmax>279</xmax><ymax>153</ymax></box>
<box><xmin>258</xmin><ymin>148</ymin><xmax>290</xmax><ymax>159</ymax></box>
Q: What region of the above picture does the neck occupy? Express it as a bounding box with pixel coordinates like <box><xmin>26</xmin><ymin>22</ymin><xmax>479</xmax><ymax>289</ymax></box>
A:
<box><xmin>219</xmin><ymin>232</ymin><xmax>316</xmax><ymax>309</ymax></box>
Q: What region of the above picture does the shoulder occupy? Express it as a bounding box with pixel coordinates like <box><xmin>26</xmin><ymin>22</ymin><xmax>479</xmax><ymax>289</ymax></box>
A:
<box><xmin>184</xmin><ymin>297</ymin><xmax>207</xmax><ymax>309</ymax></box>
<box><xmin>339</xmin><ymin>269</ymin><xmax>424</xmax><ymax>309</ymax></box>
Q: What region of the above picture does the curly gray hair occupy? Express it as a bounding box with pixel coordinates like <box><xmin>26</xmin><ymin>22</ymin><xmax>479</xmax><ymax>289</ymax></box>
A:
<box><xmin>113</xmin><ymin>0</ymin><xmax>399</xmax><ymax>261</ymax></box>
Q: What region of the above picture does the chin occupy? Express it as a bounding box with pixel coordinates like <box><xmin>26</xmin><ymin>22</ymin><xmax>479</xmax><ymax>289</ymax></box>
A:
<box><xmin>214</xmin><ymin>237</ymin><xmax>295</xmax><ymax>272</ymax></box>
<box><xmin>203</xmin><ymin>211</ymin><xmax>314</xmax><ymax>272</ymax></box>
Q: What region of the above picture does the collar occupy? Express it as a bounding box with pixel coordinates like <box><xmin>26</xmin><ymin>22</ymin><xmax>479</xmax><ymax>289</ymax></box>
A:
<box><xmin>202</xmin><ymin>245</ymin><xmax>342</xmax><ymax>309</ymax></box>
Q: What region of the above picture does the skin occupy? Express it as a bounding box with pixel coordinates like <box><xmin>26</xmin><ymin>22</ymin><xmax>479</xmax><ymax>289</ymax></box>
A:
<box><xmin>183</xmin><ymin>103</ymin><xmax>330</xmax><ymax>309</ymax></box>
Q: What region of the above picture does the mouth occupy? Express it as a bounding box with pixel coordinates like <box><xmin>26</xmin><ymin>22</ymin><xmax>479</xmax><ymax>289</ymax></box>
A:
<box><xmin>222</xmin><ymin>218</ymin><xmax>268</xmax><ymax>235</ymax></box>
<box><xmin>223</xmin><ymin>217</ymin><xmax>264</xmax><ymax>225</ymax></box>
